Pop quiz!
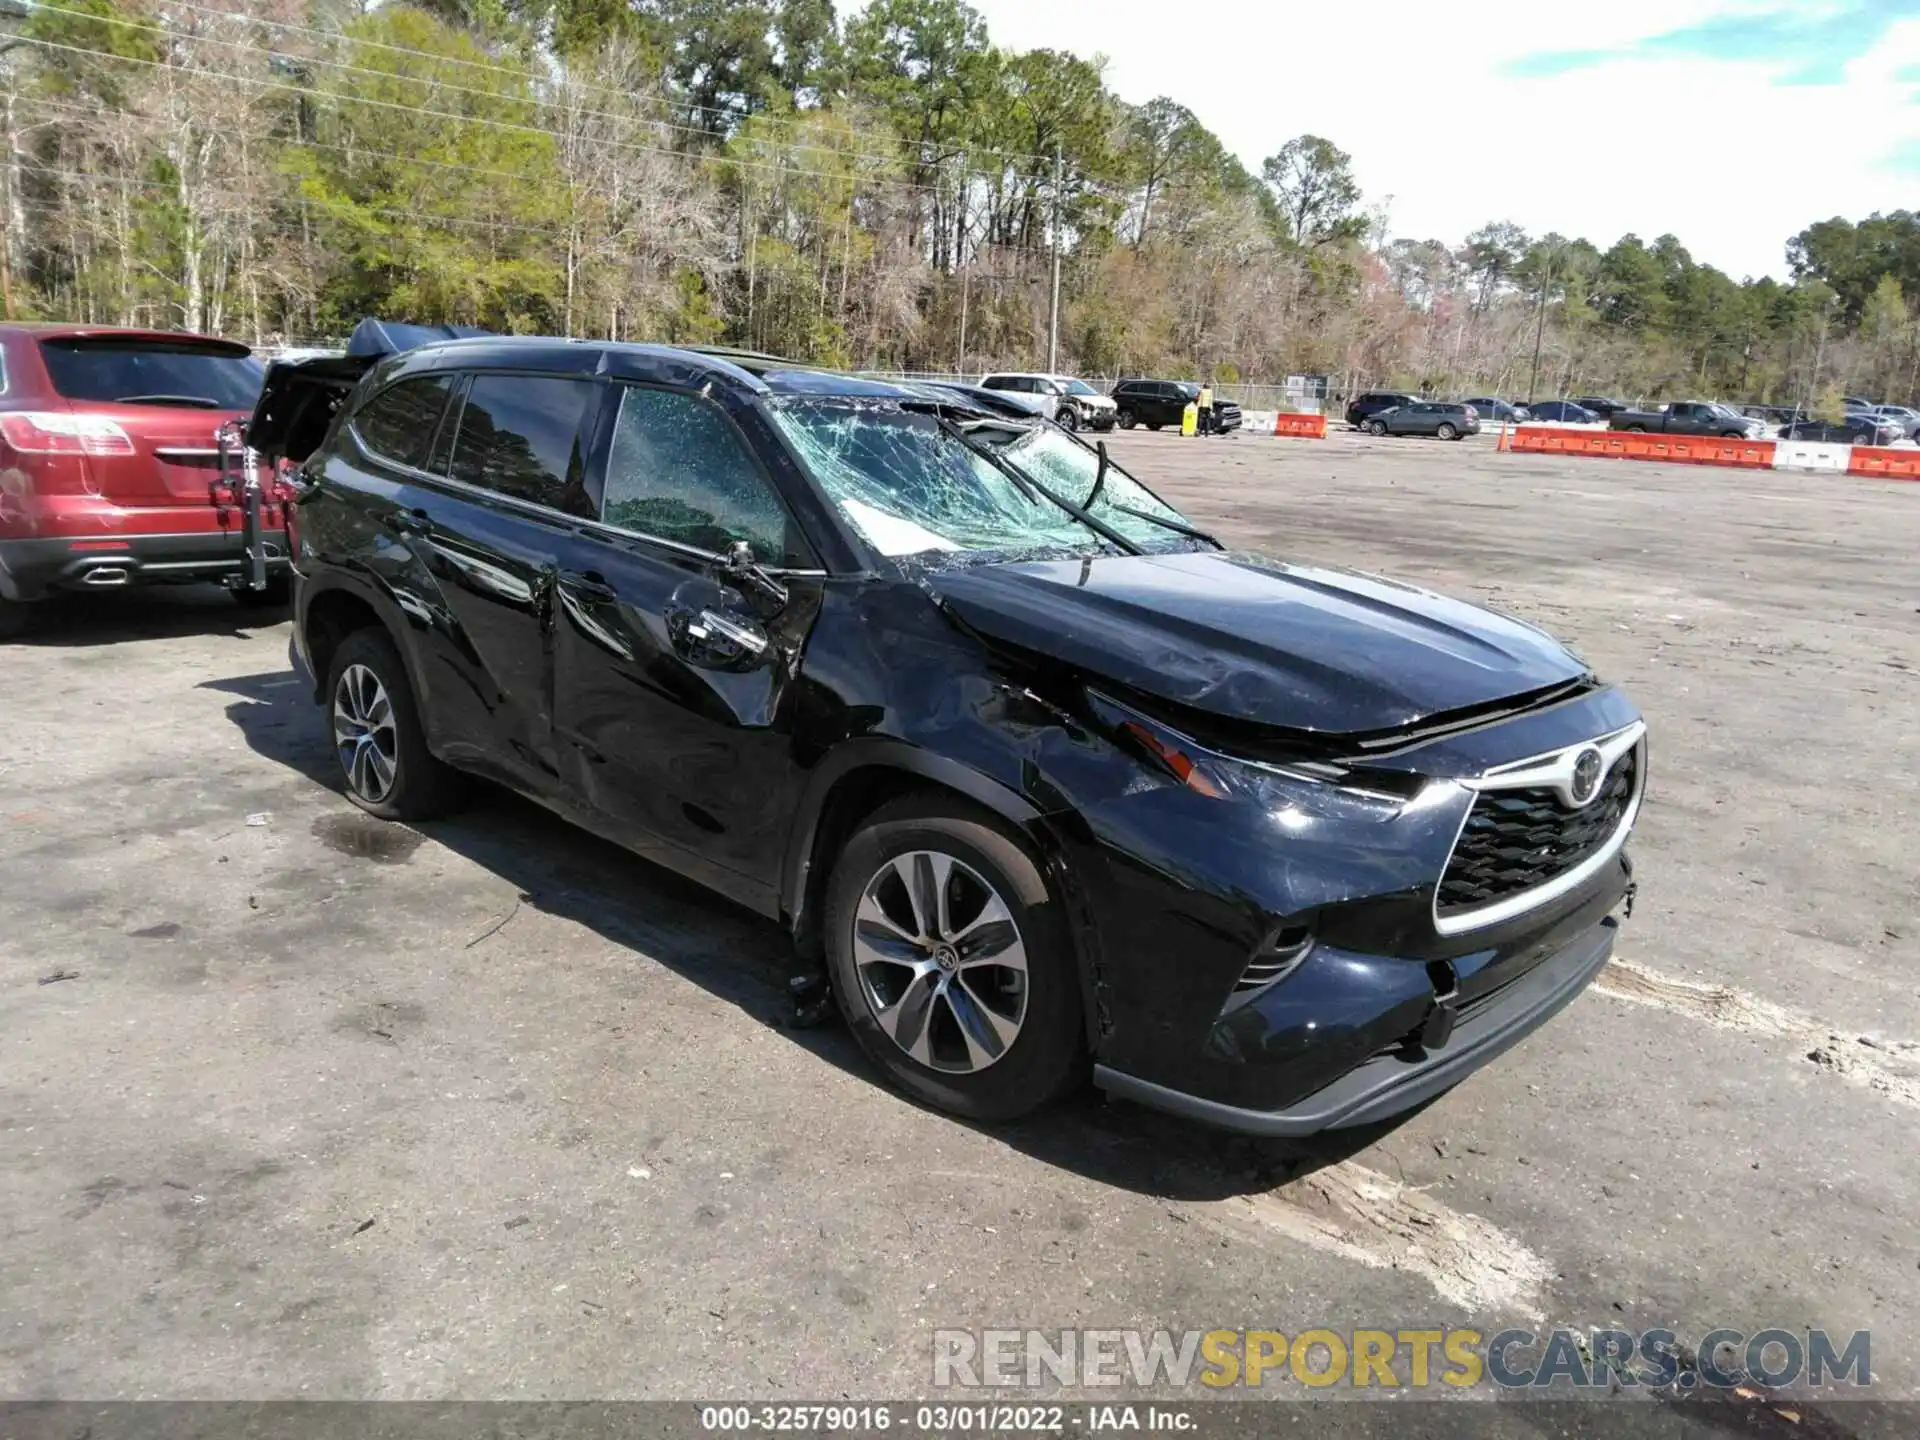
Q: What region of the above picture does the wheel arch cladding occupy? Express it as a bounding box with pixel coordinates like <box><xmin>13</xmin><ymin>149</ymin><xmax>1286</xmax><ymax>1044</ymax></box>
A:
<box><xmin>301</xmin><ymin>577</ymin><xmax>436</xmax><ymax>734</ymax></box>
<box><xmin>302</xmin><ymin>584</ymin><xmax>386</xmax><ymax>701</ymax></box>
<box><xmin>783</xmin><ymin>746</ymin><xmax>1114</xmax><ymax>1051</ymax></box>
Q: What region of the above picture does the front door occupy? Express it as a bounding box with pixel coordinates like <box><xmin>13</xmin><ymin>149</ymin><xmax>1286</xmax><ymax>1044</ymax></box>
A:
<box><xmin>550</xmin><ymin>383</ymin><xmax>823</xmax><ymax>904</ymax></box>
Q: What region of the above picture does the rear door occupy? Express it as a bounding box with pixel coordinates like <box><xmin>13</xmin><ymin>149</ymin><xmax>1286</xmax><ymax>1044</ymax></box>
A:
<box><xmin>550</xmin><ymin>382</ymin><xmax>824</xmax><ymax>903</ymax></box>
<box><xmin>404</xmin><ymin>370</ymin><xmax>600</xmax><ymax>794</ymax></box>
<box><xmin>34</xmin><ymin>334</ymin><xmax>263</xmax><ymax>515</ymax></box>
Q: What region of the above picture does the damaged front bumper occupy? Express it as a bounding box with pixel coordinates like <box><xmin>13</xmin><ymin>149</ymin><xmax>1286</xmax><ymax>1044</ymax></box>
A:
<box><xmin>1034</xmin><ymin>679</ymin><xmax>1642</xmax><ymax>1136</ymax></box>
<box><xmin>1093</xmin><ymin>913</ymin><xmax>1617</xmax><ymax>1136</ymax></box>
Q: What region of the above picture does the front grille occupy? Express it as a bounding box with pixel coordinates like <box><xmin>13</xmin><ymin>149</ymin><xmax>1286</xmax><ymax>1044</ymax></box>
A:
<box><xmin>1437</xmin><ymin>748</ymin><xmax>1637</xmax><ymax>916</ymax></box>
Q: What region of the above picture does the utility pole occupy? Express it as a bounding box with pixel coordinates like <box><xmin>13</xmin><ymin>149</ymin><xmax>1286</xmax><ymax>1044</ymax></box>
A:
<box><xmin>958</xmin><ymin>263</ymin><xmax>970</xmax><ymax>377</ymax></box>
<box><xmin>1527</xmin><ymin>245</ymin><xmax>1555</xmax><ymax>404</ymax></box>
<box><xmin>1047</xmin><ymin>146</ymin><xmax>1062</xmax><ymax>373</ymax></box>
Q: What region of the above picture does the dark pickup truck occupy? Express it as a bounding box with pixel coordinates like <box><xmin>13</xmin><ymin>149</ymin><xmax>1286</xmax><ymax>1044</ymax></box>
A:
<box><xmin>1608</xmin><ymin>401</ymin><xmax>1761</xmax><ymax>439</ymax></box>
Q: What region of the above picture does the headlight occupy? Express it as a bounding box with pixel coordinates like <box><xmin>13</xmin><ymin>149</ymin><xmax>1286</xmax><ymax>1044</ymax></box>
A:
<box><xmin>1088</xmin><ymin>692</ymin><xmax>1413</xmax><ymax>825</ymax></box>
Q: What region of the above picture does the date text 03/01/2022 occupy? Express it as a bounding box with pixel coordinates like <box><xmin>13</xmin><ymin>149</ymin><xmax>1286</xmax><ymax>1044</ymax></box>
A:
<box><xmin>698</xmin><ymin>1404</ymin><xmax>1193</xmax><ymax>1432</ymax></box>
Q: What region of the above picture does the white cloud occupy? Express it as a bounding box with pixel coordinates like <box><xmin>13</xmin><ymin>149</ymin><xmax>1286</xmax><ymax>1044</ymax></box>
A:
<box><xmin>953</xmin><ymin>0</ymin><xmax>1920</xmax><ymax>280</ymax></box>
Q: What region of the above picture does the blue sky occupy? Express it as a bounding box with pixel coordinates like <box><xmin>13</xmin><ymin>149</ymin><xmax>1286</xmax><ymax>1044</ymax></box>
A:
<box><xmin>951</xmin><ymin>0</ymin><xmax>1920</xmax><ymax>281</ymax></box>
<box><xmin>1510</xmin><ymin>0</ymin><xmax>1920</xmax><ymax>86</ymax></box>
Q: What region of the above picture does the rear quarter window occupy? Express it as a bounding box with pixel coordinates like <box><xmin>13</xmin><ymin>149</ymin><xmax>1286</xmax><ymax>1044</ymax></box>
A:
<box><xmin>351</xmin><ymin>374</ymin><xmax>456</xmax><ymax>469</ymax></box>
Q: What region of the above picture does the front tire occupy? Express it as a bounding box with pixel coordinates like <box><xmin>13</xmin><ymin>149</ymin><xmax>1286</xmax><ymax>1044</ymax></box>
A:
<box><xmin>0</xmin><ymin>596</ymin><xmax>31</xmax><ymax>641</ymax></box>
<box><xmin>325</xmin><ymin>627</ymin><xmax>465</xmax><ymax>821</ymax></box>
<box><xmin>1056</xmin><ymin>407</ymin><xmax>1079</xmax><ymax>432</ymax></box>
<box><xmin>824</xmin><ymin>795</ymin><xmax>1085</xmax><ymax>1123</ymax></box>
<box><xmin>1117</xmin><ymin>409</ymin><xmax>1136</xmax><ymax>430</ymax></box>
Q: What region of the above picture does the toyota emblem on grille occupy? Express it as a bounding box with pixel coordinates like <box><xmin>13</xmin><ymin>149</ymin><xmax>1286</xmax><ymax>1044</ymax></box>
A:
<box><xmin>1568</xmin><ymin>746</ymin><xmax>1604</xmax><ymax>807</ymax></box>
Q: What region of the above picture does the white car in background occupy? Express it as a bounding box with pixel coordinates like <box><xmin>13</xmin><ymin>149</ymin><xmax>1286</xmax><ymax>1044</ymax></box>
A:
<box><xmin>1867</xmin><ymin>404</ymin><xmax>1920</xmax><ymax>442</ymax></box>
<box><xmin>979</xmin><ymin>372</ymin><xmax>1119</xmax><ymax>432</ymax></box>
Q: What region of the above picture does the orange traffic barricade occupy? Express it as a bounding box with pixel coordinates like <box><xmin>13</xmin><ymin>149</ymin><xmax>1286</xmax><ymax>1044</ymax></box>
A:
<box><xmin>1507</xmin><ymin>426</ymin><xmax>1775</xmax><ymax>469</ymax></box>
<box><xmin>1274</xmin><ymin>412</ymin><xmax>1327</xmax><ymax>439</ymax></box>
<box><xmin>1846</xmin><ymin>446</ymin><xmax>1920</xmax><ymax>481</ymax></box>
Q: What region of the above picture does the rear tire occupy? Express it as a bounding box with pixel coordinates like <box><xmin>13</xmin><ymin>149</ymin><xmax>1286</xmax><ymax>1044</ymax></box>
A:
<box><xmin>1437</xmin><ymin>423</ymin><xmax>1458</xmax><ymax>440</ymax></box>
<box><xmin>324</xmin><ymin>627</ymin><xmax>466</xmax><ymax>821</ymax></box>
<box><xmin>824</xmin><ymin>795</ymin><xmax>1086</xmax><ymax>1123</ymax></box>
<box><xmin>1146</xmin><ymin>421</ymin><xmax>1163</xmax><ymax>432</ymax></box>
<box><xmin>0</xmin><ymin>596</ymin><xmax>31</xmax><ymax>641</ymax></box>
<box><xmin>1626</xmin><ymin>424</ymin><xmax>1647</xmax><ymax>433</ymax></box>
<box><xmin>1368</xmin><ymin>419</ymin><xmax>1387</xmax><ymax>436</ymax></box>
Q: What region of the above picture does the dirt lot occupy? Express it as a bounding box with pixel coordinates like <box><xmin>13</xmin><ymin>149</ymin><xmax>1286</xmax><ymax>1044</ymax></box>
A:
<box><xmin>3</xmin><ymin>428</ymin><xmax>1917</xmax><ymax>1424</ymax></box>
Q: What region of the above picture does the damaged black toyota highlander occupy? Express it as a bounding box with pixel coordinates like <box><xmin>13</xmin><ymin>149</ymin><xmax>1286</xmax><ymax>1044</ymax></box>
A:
<box><xmin>253</xmin><ymin>337</ymin><xmax>1645</xmax><ymax>1135</ymax></box>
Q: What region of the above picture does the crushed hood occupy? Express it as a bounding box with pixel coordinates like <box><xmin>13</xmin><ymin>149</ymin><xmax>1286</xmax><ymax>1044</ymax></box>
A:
<box><xmin>929</xmin><ymin>550</ymin><xmax>1588</xmax><ymax>735</ymax></box>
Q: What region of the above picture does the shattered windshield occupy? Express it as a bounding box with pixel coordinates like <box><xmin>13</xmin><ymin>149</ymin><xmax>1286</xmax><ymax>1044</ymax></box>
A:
<box><xmin>767</xmin><ymin>400</ymin><xmax>1199</xmax><ymax>560</ymax></box>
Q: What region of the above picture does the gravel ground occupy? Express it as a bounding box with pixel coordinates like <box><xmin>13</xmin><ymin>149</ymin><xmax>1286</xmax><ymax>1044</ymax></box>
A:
<box><xmin>2</xmin><ymin>428</ymin><xmax>1916</xmax><ymax>1431</ymax></box>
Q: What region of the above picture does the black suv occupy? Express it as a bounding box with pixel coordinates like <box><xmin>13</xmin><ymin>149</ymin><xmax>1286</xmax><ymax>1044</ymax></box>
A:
<box><xmin>1345</xmin><ymin>391</ymin><xmax>1421</xmax><ymax>428</ymax></box>
<box><xmin>253</xmin><ymin>339</ymin><xmax>1646</xmax><ymax>1136</ymax></box>
<box><xmin>1109</xmin><ymin>379</ymin><xmax>1241</xmax><ymax>433</ymax></box>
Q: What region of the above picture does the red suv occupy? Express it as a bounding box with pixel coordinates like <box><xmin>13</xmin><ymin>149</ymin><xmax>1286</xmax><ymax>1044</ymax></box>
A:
<box><xmin>0</xmin><ymin>324</ymin><xmax>293</xmax><ymax>636</ymax></box>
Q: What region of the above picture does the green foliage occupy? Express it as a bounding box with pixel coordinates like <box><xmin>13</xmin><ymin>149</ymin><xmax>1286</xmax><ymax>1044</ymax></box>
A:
<box><xmin>1261</xmin><ymin>136</ymin><xmax>1363</xmax><ymax>248</ymax></box>
<box><xmin>285</xmin><ymin>8</ymin><xmax>563</xmax><ymax>332</ymax></box>
<box><xmin>11</xmin><ymin>0</ymin><xmax>1916</xmax><ymax>403</ymax></box>
<box><xmin>22</xmin><ymin>0</ymin><xmax>161</xmax><ymax>103</ymax></box>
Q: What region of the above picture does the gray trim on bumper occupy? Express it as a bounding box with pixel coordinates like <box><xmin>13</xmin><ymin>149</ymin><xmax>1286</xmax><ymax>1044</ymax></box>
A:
<box><xmin>1093</xmin><ymin>916</ymin><xmax>1618</xmax><ymax>1137</ymax></box>
<box><xmin>0</xmin><ymin>531</ymin><xmax>289</xmax><ymax>599</ymax></box>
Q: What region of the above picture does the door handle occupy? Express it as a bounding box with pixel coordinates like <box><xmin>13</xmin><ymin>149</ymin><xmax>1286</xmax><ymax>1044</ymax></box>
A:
<box><xmin>384</xmin><ymin>508</ymin><xmax>433</xmax><ymax>537</ymax></box>
<box><xmin>559</xmin><ymin>570</ymin><xmax>618</xmax><ymax>604</ymax></box>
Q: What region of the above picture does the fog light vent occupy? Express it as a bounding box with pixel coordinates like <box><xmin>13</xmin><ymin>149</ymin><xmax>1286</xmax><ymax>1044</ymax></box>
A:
<box><xmin>1231</xmin><ymin>924</ymin><xmax>1314</xmax><ymax>997</ymax></box>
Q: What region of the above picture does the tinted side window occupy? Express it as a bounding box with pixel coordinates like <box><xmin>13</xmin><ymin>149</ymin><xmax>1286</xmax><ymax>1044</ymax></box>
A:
<box><xmin>447</xmin><ymin>374</ymin><xmax>595</xmax><ymax>515</ymax></box>
<box><xmin>352</xmin><ymin>375</ymin><xmax>456</xmax><ymax>469</ymax></box>
<box><xmin>601</xmin><ymin>387</ymin><xmax>801</xmax><ymax>564</ymax></box>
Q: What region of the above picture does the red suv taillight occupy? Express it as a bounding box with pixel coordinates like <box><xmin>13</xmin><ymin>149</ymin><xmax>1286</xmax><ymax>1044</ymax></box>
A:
<box><xmin>0</xmin><ymin>412</ymin><xmax>136</xmax><ymax>455</ymax></box>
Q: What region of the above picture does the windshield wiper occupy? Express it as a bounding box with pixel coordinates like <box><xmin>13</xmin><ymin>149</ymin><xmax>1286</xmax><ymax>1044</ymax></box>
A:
<box><xmin>939</xmin><ymin>419</ymin><xmax>1144</xmax><ymax>557</ymax></box>
<box><xmin>116</xmin><ymin>393</ymin><xmax>225</xmax><ymax>408</ymax></box>
<box><xmin>1081</xmin><ymin>438</ymin><xmax>1221</xmax><ymax>549</ymax></box>
<box><xmin>1111</xmin><ymin>503</ymin><xmax>1223</xmax><ymax>548</ymax></box>
<box><xmin>1083</xmin><ymin>440</ymin><xmax>1111</xmax><ymax>508</ymax></box>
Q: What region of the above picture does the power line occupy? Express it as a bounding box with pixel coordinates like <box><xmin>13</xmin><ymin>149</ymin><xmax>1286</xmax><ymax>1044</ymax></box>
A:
<box><xmin>10</xmin><ymin>32</ymin><xmax>920</xmax><ymax>192</ymax></box>
<box><xmin>11</xmin><ymin>31</ymin><xmax>1053</xmax><ymax>201</ymax></box>
<box><xmin>18</xmin><ymin>158</ymin><xmax>727</xmax><ymax>257</ymax></box>
<box><xmin>11</xmin><ymin>89</ymin><xmax>1061</xmax><ymax>265</ymax></box>
<box><xmin>13</xmin><ymin>91</ymin><xmax>671</xmax><ymax>194</ymax></box>
<box><xmin>135</xmin><ymin>0</ymin><xmax>1076</xmax><ymax>168</ymax></box>
<box><xmin>25</xmin><ymin>0</ymin><xmax>1063</xmax><ymax>185</ymax></box>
